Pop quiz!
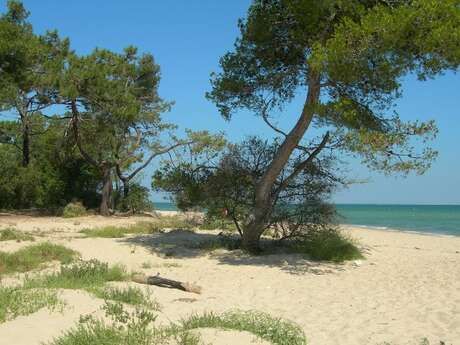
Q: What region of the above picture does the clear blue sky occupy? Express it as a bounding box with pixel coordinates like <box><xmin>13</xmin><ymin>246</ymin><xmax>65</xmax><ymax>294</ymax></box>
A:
<box><xmin>5</xmin><ymin>0</ymin><xmax>459</xmax><ymax>205</ymax></box>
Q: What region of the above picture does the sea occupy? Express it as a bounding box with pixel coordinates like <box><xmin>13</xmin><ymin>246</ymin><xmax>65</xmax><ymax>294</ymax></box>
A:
<box><xmin>153</xmin><ymin>202</ymin><xmax>460</xmax><ymax>237</ymax></box>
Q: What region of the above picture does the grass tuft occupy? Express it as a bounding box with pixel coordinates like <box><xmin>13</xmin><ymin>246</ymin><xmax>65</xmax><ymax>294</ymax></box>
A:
<box><xmin>176</xmin><ymin>310</ymin><xmax>306</xmax><ymax>345</ymax></box>
<box><xmin>91</xmin><ymin>286</ymin><xmax>161</xmax><ymax>310</ymax></box>
<box><xmin>0</xmin><ymin>243</ymin><xmax>78</xmax><ymax>275</ymax></box>
<box><xmin>47</xmin><ymin>301</ymin><xmax>306</xmax><ymax>345</ymax></box>
<box><xmin>0</xmin><ymin>228</ymin><xmax>35</xmax><ymax>242</ymax></box>
<box><xmin>24</xmin><ymin>259</ymin><xmax>128</xmax><ymax>290</ymax></box>
<box><xmin>0</xmin><ymin>286</ymin><xmax>64</xmax><ymax>323</ymax></box>
<box><xmin>80</xmin><ymin>222</ymin><xmax>161</xmax><ymax>238</ymax></box>
<box><xmin>294</xmin><ymin>229</ymin><xmax>363</xmax><ymax>262</ymax></box>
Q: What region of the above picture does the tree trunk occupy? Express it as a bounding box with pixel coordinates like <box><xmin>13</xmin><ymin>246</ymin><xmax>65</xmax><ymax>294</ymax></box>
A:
<box><xmin>242</xmin><ymin>72</ymin><xmax>322</xmax><ymax>251</ymax></box>
<box><xmin>21</xmin><ymin>117</ymin><xmax>30</xmax><ymax>167</ymax></box>
<box><xmin>123</xmin><ymin>179</ymin><xmax>130</xmax><ymax>198</ymax></box>
<box><xmin>100</xmin><ymin>167</ymin><xmax>113</xmax><ymax>216</ymax></box>
<box><xmin>242</xmin><ymin>219</ymin><xmax>266</xmax><ymax>253</ymax></box>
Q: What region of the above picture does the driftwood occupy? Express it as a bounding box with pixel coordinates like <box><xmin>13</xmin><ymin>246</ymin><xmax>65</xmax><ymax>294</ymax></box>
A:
<box><xmin>132</xmin><ymin>273</ymin><xmax>202</xmax><ymax>294</ymax></box>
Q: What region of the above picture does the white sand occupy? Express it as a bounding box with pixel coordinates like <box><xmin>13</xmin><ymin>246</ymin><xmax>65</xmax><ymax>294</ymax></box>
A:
<box><xmin>0</xmin><ymin>214</ymin><xmax>459</xmax><ymax>345</ymax></box>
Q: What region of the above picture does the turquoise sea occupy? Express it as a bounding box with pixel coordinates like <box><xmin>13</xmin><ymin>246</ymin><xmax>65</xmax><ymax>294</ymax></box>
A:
<box><xmin>153</xmin><ymin>202</ymin><xmax>460</xmax><ymax>236</ymax></box>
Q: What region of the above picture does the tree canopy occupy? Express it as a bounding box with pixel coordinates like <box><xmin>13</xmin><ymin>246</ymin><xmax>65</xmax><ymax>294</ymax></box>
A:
<box><xmin>203</xmin><ymin>0</ymin><xmax>460</xmax><ymax>250</ymax></box>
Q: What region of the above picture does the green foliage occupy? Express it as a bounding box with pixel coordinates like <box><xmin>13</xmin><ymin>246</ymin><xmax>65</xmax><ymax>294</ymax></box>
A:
<box><xmin>0</xmin><ymin>286</ymin><xmax>62</xmax><ymax>323</ymax></box>
<box><xmin>177</xmin><ymin>310</ymin><xmax>307</xmax><ymax>345</ymax></box>
<box><xmin>91</xmin><ymin>286</ymin><xmax>161</xmax><ymax>311</ymax></box>
<box><xmin>24</xmin><ymin>260</ymin><xmax>128</xmax><ymax>291</ymax></box>
<box><xmin>0</xmin><ymin>228</ymin><xmax>34</xmax><ymax>242</ymax></box>
<box><xmin>0</xmin><ymin>242</ymin><xmax>78</xmax><ymax>275</ymax></box>
<box><xmin>155</xmin><ymin>137</ymin><xmax>338</xmax><ymax>244</ymax></box>
<box><xmin>80</xmin><ymin>222</ymin><xmax>160</xmax><ymax>238</ymax></box>
<box><xmin>293</xmin><ymin>229</ymin><xmax>363</xmax><ymax>262</ymax></box>
<box><xmin>115</xmin><ymin>184</ymin><xmax>153</xmax><ymax>213</ymax></box>
<box><xmin>207</xmin><ymin>0</ymin><xmax>460</xmax><ymax>175</ymax></box>
<box><xmin>62</xmin><ymin>202</ymin><xmax>87</xmax><ymax>218</ymax></box>
<box><xmin>47</xmin><ymin>301</ymin><xmax>306</xmax><ymax>345</ymax></box>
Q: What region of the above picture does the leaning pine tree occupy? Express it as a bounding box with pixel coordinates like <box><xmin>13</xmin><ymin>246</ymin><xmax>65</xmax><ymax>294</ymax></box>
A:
<box><xmin>203</xmin><ymin>0</ymin><xmax>460</xmax><ymax>251</ymax></box>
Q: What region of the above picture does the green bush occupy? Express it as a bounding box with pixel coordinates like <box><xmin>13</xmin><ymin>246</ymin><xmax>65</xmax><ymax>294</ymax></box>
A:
<box><xmin>295</xmin><ymin>229</ymin><xmax>363</xmax><ymax>262</ymax></box>
<box><xmin>62</xmin><ymin>202</ymin><xmax>87</xmax><ymax>218</ymax></box>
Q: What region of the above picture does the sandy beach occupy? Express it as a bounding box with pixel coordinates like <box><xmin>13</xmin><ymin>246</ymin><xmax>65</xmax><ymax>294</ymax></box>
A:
<box><xmin>0</xmin><ymin>213</ymin><xmax>459</xmax><ymax>345</ymax></box>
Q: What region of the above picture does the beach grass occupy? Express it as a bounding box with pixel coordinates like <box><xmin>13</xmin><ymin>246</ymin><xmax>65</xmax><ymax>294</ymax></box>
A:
<box><xmin>0</xmin><ymin>286</ymin><xmax>63</xmax><ymax>323</ymax></box>
<box><xmin>175</xmin><ymin>310</ymin><xmax>307</xmax><ymax>345</ymax></box>
<box><xmin>0</xmin><ymin>243</ymin><xmax>78</xmax><ymax>275</ymax></box>
<box><xmin>80</xmin><ymin>217</ymin><xmax>197</xmax><ymax>239</ymax></box>
<box><xmin>46</xmin><ymin>300</ymin><xmax>306</xmax><ymax>345</ymax></box>
<box><xmin>23</xmin><ymin>259</ymin><xmax>128</xmax><ymax>291</ymax></box>
<box><xmin>0</xmin><ymin>228</ymin><xmax>35</xmax><ymax>242</ymax></box>
<box><xmin>90</xmin><ymin>286</ymin><xmax>161</xmax><ymax>310</ymax></box>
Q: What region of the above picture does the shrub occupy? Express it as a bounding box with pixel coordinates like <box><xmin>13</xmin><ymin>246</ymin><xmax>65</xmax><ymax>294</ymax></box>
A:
<box><xmin>0</xmin><ymin>228</ymin><xmax>34</xmax><ymax>242</ymax></box>
<box><xmin>294</xmin><ymin>229</ymin><xmax>363</xmax><ymax>262</ymax></box>
<box><xmin>62</xmin><ymin>202</ymin><xmax>87</xmax><ymax>218</ymax></box>
<box><xmin>0</xmin><ymin>243</ymin><xmax>78</xmax><ymax>275</ymax></box>
<box><xmin>115</xmin><ymin>184</ymin><xmax>154</xmax><ymax>213</ymax></box>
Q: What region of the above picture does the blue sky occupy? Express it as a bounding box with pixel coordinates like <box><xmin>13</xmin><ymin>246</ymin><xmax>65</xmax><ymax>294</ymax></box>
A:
<box><xmin>4</xmin><ymin>0</ymin><xmax>459</xmax><ymax>205</ymax></box>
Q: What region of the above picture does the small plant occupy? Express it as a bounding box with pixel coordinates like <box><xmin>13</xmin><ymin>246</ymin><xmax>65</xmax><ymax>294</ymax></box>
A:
<box><xmin>81</xmin><ymin>222</ymin><xmax>160</xmax><ymax>238</ymax></box>
<box><xmin>0</xmin><ymin>286</ymin><xmax>64</xmax><ymax>323</ymax></box>
<box><xmin>62</xmin><ymin>202</ymin><xmax>87</xmax><ymax>218</ymax></box>
<box><xmin>141</xmin><ymin>262</ymin><xmax>152</xmax><ymax>269</ymax></box>
<box><xmin>0</xmin><ymin>243</ymin><xmax>78</xmax><ymax>275</ymax></box>
<box><xmin>0</xmin><ymin>228</ymin><xmax>34</xmax><ymax>242</ymax></box>
<box><xmin>294</xmin><ymin>229</ymin><xmax>363</xmax><ymax>262</ymax></box>
<box><xmin>92</xmin><ymin>286</ymin><xmax>161</xmax><ymax>311</ymax></box>
<box><xmin>24</xmin><ymin>259</ymin><xmax>128</xmax><ymax>290</ymax></box>
<box><xmin>176</xmin><ymin>310</ymin><xmax>306</xmax><ymax>345</ymax></box>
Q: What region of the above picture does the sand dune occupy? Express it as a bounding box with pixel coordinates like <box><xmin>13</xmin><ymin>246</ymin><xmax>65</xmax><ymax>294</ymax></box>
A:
<box><xmin>0</xmin><ymin>214</ymin><xmax>459</xmax><ymax>345</ymax></box>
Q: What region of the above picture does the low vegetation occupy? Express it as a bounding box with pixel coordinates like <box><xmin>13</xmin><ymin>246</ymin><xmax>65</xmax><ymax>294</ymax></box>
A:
<box><xmin>0</xmin><ymin>243</ymin><xmax>78</xmax><ymax>275</ymax></box>
<box><xmin>177</xmin><ymin>310</ymin><xmax>307</xmax><ymax>345</ymax></box>
<box><xmin>185</xmin><ymin>229</ymin><xmax>362</xmax><ymax>263</ymax></box>
<box><xmin>91</xmin><ymin>286</ymin><xmax>161</xmax><ymax>311</ymax></box>
<box><xmin>0</xmin><ymin>286</ymin><xmax>63</xmax><ymax>324</ymax></box>
<box><xmin>293</xmin><ymin>230</ymin><xmax>363</xmax><ymax>263</ymax></box>
<box><xmin>24</xmin><ymin>260</ymin><xmax>128</xmax><ymax>291</ymax></box>
<box><xmin>0</xmin><ymin>228</ymin><xmax>34</xmax><ymax>242</ymax></box>
<box><xmin>62</xmin><ymin>202</ymin><xmax>88</xmax><ymax>218</ymax></box>
<box><xmin>80</xmin><ymin>222</ymin><xmax>160</xmax><ymax>238</ymax></box>
<box><xmin>46</xmin><ymin>301</ymin><xmax>306</xmax><ymax>345</ymax></box>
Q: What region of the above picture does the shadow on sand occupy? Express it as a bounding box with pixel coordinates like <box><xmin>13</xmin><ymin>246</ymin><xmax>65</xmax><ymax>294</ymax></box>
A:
<box><xmin>121</xmin><ymin>229</ymin><xmax>347</xmax><ymax>275</ymax></box>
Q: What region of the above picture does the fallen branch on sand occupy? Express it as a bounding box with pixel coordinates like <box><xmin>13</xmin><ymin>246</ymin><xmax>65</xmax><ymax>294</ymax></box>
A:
<box><xmin>131</xmin><ymin>273</ymin><xmax>202</xmax><ymax>294</ymax></box>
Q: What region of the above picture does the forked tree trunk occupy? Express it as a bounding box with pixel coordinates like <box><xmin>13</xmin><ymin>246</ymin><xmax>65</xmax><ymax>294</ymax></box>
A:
<box><xmin>241</xmin><ymin>73</ymin><xmax>321</xmax><ymax>252</ymax></box>
<box><xmin>100</xmin><ymin>167</ymin><xmax>113</xmax><ymax>216</ymax></box>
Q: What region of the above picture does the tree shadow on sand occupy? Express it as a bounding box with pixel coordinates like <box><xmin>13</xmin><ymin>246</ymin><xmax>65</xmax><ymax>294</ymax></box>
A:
<box><xmin>121</xmin><ymin>229</ymin><xmax>349</xmax><ymax>276</ymax></box>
